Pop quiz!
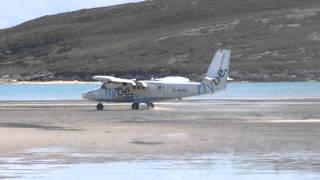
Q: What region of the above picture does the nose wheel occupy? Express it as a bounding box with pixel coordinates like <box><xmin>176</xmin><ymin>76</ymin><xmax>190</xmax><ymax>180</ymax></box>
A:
<box><xmin>97</xmin><ymin>103</ymin><xmax>104</xmax><ymax>111</ymax></box>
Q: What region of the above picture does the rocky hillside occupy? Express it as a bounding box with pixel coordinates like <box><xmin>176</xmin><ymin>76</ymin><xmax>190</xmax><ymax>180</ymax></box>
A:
<box><xmin>1</xmin><ymin>0</ymin><xmax>320</xmax><ymax>82</ymax></box>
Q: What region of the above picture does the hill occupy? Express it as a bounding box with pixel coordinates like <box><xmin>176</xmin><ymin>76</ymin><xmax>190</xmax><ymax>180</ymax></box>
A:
<box><xmin>1</xmin><ymin>0</ymin><xmax>320</xmax><ymax>81</ymax></box>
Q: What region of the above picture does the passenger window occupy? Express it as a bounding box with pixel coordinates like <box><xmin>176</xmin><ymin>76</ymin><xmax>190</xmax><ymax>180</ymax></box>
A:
<box><xmin>158</xmin><ymin>86</ymin><xmax>162</xmax><ymax>90</ymax></box>
<box><xmin>137</xmin><ymin>86</ymin><xmax>141</xmax><ymax>90</ymax></box>
<box><xmin>132</xmin><ymin>86</ymin><xmax>136</xmax><ymax>90</ymax></box>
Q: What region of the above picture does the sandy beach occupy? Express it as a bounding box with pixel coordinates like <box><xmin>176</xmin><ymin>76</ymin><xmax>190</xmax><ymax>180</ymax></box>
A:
<box><xmin>0</xmin><ymin>99</ymin><xmax>320</xmax><ymax>157</ymax></box>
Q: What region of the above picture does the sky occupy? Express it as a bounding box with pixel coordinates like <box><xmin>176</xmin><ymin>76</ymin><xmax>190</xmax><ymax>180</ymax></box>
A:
<box><xmin>0</xmin><ymin>0</ymin><xmax>143</xmax><ymax>29</ymax></box>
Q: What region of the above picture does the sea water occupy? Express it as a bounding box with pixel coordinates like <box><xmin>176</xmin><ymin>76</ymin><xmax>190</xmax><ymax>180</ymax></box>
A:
<box><xmin>1</xmin><ymin>152</ymin><xmax>320</xmax><ymax>180</ymax></box>
<box><xmin>0</xmin><ymin>82</ymin><xmax>320</xmax><ymax>101</ymax></box>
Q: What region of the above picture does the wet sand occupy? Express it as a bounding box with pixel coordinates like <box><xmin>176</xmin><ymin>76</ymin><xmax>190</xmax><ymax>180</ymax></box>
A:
<box><xmin>0</xmin><ymin>99</ymin><xmax>320</xmax><ymax>157</ymax></box>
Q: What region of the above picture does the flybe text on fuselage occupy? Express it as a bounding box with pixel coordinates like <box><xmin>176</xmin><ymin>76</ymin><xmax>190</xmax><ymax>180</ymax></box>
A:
<box><xmin>104</xmin><ymin>87</ymin><xmax>134</xmax><ymax>101</ymax></box>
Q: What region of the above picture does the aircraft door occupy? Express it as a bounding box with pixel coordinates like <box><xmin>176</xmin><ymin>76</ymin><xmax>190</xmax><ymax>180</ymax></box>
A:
<box><xmin>162</xmin><ymin>85</ymin><xmax>166</xmax><ymax>97</ymax></box>
<box><xmin>157</xmin><ymin>84</ymin><xmax>166</xmax><ymax>98</ymax></box>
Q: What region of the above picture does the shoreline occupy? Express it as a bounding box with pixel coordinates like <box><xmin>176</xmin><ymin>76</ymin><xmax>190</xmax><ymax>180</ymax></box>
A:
<box><xmin>1</xmin><ymin>98</ymin><xmax>320</xmax><ymax>103</ymax></box>
<box><xmin>0</xmin><ymin>80</ymin><xmax>319</xmax><ymax>85</ymax></box>
<box><xmin>0</xmin><ymin>80</ymin><xmax>100</xmax><ymax>85</ymax></box>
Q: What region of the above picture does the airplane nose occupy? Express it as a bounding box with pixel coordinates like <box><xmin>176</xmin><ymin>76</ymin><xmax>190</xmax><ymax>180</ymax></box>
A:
<box><xmin>82</xmin><ymin>92</ymin><xmax>90</xmax><ymax>100</ymax></box>
<box><xmin>82</xmin><ymin>89</ymin><xmax>100</xmax><ymax>100</ymax></box>
<box><xmin>82</xmin><ymin>91</ymin><xmax>94</xmax><ymax>100</ymax></box>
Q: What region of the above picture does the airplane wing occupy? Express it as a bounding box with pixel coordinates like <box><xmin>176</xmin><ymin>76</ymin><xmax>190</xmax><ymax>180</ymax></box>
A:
<box><xmin>93</xmin><ymin>76</ymin><xmax>136</xmax><ymax>86</ymax></box>
<box><xmin>93</xmin><ymin>76</ymin><xmax>148</xmax><ymax>87</ymax></box>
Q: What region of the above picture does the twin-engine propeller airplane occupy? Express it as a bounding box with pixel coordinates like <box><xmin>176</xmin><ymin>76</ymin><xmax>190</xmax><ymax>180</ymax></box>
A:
<box><xmin>82</xmin><ymin>49</ymin><xmax>231</xmax><ymax>110</ymax></box>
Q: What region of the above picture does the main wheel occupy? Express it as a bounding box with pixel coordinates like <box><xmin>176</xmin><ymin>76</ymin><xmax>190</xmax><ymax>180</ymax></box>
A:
<box><xmin>97</xmin><ymin>103</ymin><xmax>104</xmax><ymax>111</ymax></box>
<box><xmin>132</xmin><ymin>103</ymin><xmax>139</xmax><ymax>110</ymax></box>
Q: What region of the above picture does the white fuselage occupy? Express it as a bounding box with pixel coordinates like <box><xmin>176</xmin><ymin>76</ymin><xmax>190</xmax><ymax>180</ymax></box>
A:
<box><xmin>82</xmin><ymin>77</ymin><xmax>213</xmax><ymax>103</ymax></box>
<box><xmin>82</xmin><ymin>49</ymin><xmax>230</xmax><ymax>109</ymax></box>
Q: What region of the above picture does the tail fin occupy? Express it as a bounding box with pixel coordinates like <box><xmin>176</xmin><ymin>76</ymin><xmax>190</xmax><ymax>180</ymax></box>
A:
<box><xmin>200</xmin><ymin>49</ymin><xmax>231</xmax><ymax>94</ymax></box>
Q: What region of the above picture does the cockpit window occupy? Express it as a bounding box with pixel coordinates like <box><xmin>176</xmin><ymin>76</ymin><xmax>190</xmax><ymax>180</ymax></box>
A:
<box><xmin>101</xmin><ymin>83</ymin><xmax>107</xmax><ymax>89</ymax></box>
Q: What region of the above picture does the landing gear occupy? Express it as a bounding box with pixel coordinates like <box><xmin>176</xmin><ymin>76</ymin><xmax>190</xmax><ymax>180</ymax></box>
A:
<box><xmin>148</xmin><ymin>102</ymin><xmax>155</xmax><ymax>109</ymax></box>
<box><xmin>97</xmin><ymin>103</ymin><xmax>104</xmax><ymax>111</ymax></box>
<box><xmin>131</xmin><ymin>102</ymin><xmax>155</xmax><ymax>110</ymax></box>
<box><xmin>132</xmin><ymin>102</ymin><xmax>139</xmax><ymax>110</ymax></box>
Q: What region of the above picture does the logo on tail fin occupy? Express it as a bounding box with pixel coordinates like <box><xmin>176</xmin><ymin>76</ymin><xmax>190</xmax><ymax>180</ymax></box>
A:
<box><xmin>213</xmin><ymin>69</ymin><xmax>228</xmax><ymax>85</ymax></box>
<box><xmin>197</xmin><ymin>48</ymin><xmax>230</xmax><ymax>95</ymax></box>
<box><xmin>218</xmin><ymin>69</ymin><xmax>228</xmax><ymax>78</ymax></box>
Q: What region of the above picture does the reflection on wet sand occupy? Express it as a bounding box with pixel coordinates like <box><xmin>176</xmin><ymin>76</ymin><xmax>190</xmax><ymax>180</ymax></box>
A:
<box><xmin>1</xmin><ymin>148</ymin><xmax>320</xmax><ymax>180</ymax></box>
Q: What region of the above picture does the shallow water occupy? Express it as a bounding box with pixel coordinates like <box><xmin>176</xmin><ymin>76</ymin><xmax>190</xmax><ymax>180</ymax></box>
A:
<box><xmin>0</xmin><ymin>84</ymin><xmax>95</xmax><ymax>101</ymax></box>
<box><xmin>0</xmin><ymin>82</ymin><xmax>320</xmax><ymax>101</ymax></box>
<box><xmin>196</xmin><ymin>82</ymin><xmax>320</xmax><ymax>100</ymax></box>
<box><xmin>1</xmin><ymin>148</ymin><xmax>320</xmax><ymax>180</ymax></box>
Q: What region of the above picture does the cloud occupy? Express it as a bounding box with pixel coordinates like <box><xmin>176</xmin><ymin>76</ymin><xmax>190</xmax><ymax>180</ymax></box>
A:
<box><xmin>0</xmin><ymin>0</ymin><xmax>143</xmax><ymax>29</ymax></box>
